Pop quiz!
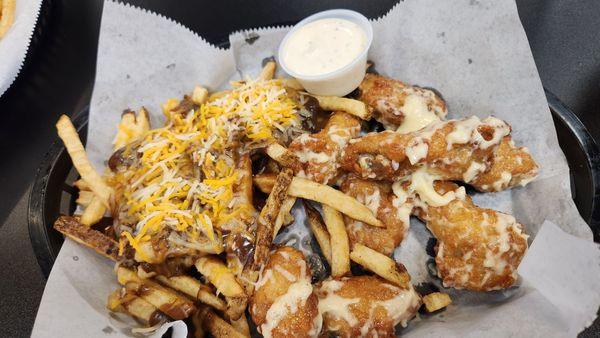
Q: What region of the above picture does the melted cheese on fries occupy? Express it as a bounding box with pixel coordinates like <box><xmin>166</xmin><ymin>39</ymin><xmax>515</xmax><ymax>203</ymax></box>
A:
<box><xmin>110</xmin><ymin>79</ymin><xmax>300</xmax><ymax>262</ymax></box>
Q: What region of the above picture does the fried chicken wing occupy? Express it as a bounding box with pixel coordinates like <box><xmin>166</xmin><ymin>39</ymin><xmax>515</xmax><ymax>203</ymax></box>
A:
<box><xmin>340</xmin><ymin>116</ymin><xmax>538</xmax><ymax>192</ymax></box>
<box><xmin>410</xmin><ymin>181</ymin><xmax>529</xmax><ymax>291</ymax></box>
<box><xmin>317</xmin><ymin>275</ymin><xmax>421</xmax><ymax>337</ymax></box>
<box><xmin>359</xmin><ymin>73</ymin><xmax>447</xmax><ymax>130</ymax></box>
<box><xmin>288</xmin><ymin>112</ymin><xmax>361</xmax><ymax>184</ymax></box>
<box><xmin>250</xmin><ymin>247</ymin><xmax>322</xmax><ymax>338</ymax></box>
<box><xmin>339</xmin><ymin>176</ymin><xmax>412</xmax><ymax>256</ymax></box>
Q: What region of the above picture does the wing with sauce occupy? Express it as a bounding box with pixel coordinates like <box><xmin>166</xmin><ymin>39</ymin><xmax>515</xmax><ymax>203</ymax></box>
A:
<box><xmin>249</xmin><ymin>246</ymin><xmax>322</xmax><ymax>338</ymax></box>
<box><xmin>410</xmin><ymin>181</ymin><xmax>529</xmax><ymax>291</ymax></box>
<box><xmin>359</xmin><ymin>73</ymin><xmax>447</xmax><ymax>130</ymax></box>
<box><xmin>288</xmin><ymin>112</ymin><xmax>361</xmax><ymax>184</ymax></box>
<box><xmin>316</xmin><ymin>275</ymin><xmax>421</xmax><ymax>337</ymax></box>
<box><xmin>340</xmin><ymin>116</ymin><xmax>538</xmax><ymax>192</ymax></box>
<box><xmin>339</xmin><ymin>176</ymin><xmax>412</xmax><ymax>256</ymax></box>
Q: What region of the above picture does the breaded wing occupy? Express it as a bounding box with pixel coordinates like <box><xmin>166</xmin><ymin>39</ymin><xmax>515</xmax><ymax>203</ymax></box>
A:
<box><xmin>288</xmin><ymin>112</ymin><xmax>361</xmax><ymax>184</ymax></box>
<box><xmin>359</xmin><ymin>73</ymin><xmax>447</xmax><ymax>130</ymax></box>
<box><xmin>340</xmin><ymin>116</ymin><xmax>538</xmax><ymax>192</ymax></box>
<box><xmin>250</xmin><ymin>247</ymin><xmax>322</xmax><ymax>338</ymax></box>
<box><xmin>410</xmin><ymin>181</ymin><xmax>529</xmax><ymax>291</ymax></box>
<box><xmin>317</xmin><ymin>275</ymin><xmax>421</xmax><ymax>337</ymax></box>
<box><xmin>339</xmin><ymin>176</ymin><xmax>412</xmax><ymax>256</ymax></box>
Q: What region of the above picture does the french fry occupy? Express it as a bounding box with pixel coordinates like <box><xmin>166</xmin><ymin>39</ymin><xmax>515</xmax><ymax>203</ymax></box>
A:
<box><xmin>192</xmin><ymin>86</ymin><xmax>209</xmax><ymax>105</ymax></box>
<box><xmin>230</xmin><ymin>313</ymin><xmax>251</xmax><ymax>337</ymax></box>
<box><xmin>350</xmin><ymin>243</ymin><xmax>410</xmax><ymax>288</ymax></box>
<box><xmin>252</xmin><ymin>168</ymin><xmax>294</xmax><ymax>270</ymax></box>
<box><xmin>288</xmin><ymin>177</ymin><xmax>383</xmax><ymax>227</ymax></box>
<box><xmin>281</xmin><ymin>78</ymin><xmax>304</xmax><ymax>90</ymax></box>
<box><xmin>253</xmin><ymin>173</ymin><xmax>277</xmax><ymax>194</ymax></box>
<box><xmin>117</xmin><ymin>267</ymin><xmax>196</xmax><ymax>320</ymax></box>
<box><xmin>113</xmin><ymin>108</ymin><xmax>151</xmax><ymax>150</ymax></box>
<box><xmin>113</xmin><ymin>111</ymin><xmax>136</xmax><ymax>150</ymax></box>
<box><xmin>195</xmin><ymin>256</ymin><xmax>246</xmax><ymax>298</ymax></box>
<box><xmin>225</xmin><ymin>296</ymin><xmax>248</xmax><ymax>322</ymax></box>
<box><xmin>322</xmin><ymin>205</ymin><xmax>350</xmax><ymax>277</ymax></box>
<box><xmin>107</xmin><ymin>289</ymin><xmax>167</xmax><ymax>326</ymax></box>
<box><xmin>265</xmin><ymin>143</ymin><xmax>299</xmax><ymax>167</ymax></box>
<box><xmin>303</xmin><ymin>201</ymin><xmax>332</xmax><ymax>265</ymax></box>
<box><xmin>273</xmin><ymin>197</ymin><xmax>296</xmax><ymax>239</ymax></box>
<box><xmin>56</xmin><ymin>115</ymin><xmax>113</xmax><ymax>207</ymax></box>
<box><xmin>208</xmin><ymin>90</ymin><xmax>231</xmax><ymax>101</ymax></box>
<box><xmin>76</xmin><ymin>190</ymin><xmax>94</xmax><ymax>207</ymax></box>
<box><xmin>136</xmin><ymin>107</ymin><xmax>151</xmax><ymax>133</ymax></box>
<box><xmin>54</xmin><ymin>216</ymin><xmax>120</xmax><ymax>261</ymax></box>
<box><xmin>192</xmin><ymin>309</ymin><xmax>206</xmax><ymax>338</ymax></box>
<box><xmin>0</xmin><ymin>0</ymin><xmax>16</xmax><ymax>38</ymax></box>
<box><xmin>73</xmin><ymin>179</ymin><xmax>90</xmax><ymax>191</ymax></box>
<box><xmin>155</xmin><ymin>275</ymin><xmax>226</xmax><ymax>311</ymax></box>
<box><xmin>313</xmin><ymin>95</ymin><xmax>371</xmax><ymax>120</ymax></box>
<box><xmin>196</xmin><ymin>306</ymin><xmax>246</xmax><ymax>338</ymax></box>
<box><xmin>255</xmin><ymin>175</ymin><xmax>382</xmax><ymax>227</ymax></box>
<box><xmin>80</xmin><ymin>196</ymin><xmax>106</xmax><ymax>226</ymax></box>
<box><xmin>422</xmin><ymin>292</ymin><xmax>452</xmax><ymax>312</ymax></box>
<box><xmin>258</xmin><ymin>61</ymin><xmax>276</xmax><ymax>81</ymax></box>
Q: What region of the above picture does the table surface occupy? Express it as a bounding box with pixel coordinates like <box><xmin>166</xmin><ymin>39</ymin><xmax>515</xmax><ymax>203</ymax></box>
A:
<box><xmin>1</xmin><ymin>0</ymin><xmax>599</xmax><ymax>336</ymax></box>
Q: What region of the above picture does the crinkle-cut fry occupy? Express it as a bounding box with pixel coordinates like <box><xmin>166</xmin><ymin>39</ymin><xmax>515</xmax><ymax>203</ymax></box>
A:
<box><xmin>76</xmin><ymin>190</ymin><xmax>94</xmax><ymax>207</ymax></box>
<box><xmin>350</xmin><ymin>243</ymin><xmax>410</xmax><ymax>289</ymax></box>
<box><xmin>56</xmin><ymin>115</ymin><xmax>112</xmax><ymax>207</ymax></box>
<box><xmin>273</xmin><ymin>197</ymin><xmax>296</xmax><ymax>239</ymax></box>
<box><xmin>252</xmin><ymin>168</ymin><xmax>294</xmax><ymax>270</ymax></box>
<box><xmin>0</xmin><ymin>0</ymin><xmax>16</xmax><ymax>38</ymax></box>
<box><xmin>265</xmin><ymin>143</ymin><xmax>300</xmax><ymax>167</ymax></box>
<box><xmin>289</xmin><ymin>177</ymin><xmax>383</xmax><ymax>227</ymax></box>
<box><xmin>303</xmin><ymin>201</ymin><xmax>332</xmax><ymax>266</ymax></box>
<box><xmin>80</xmin><ymin>196</ymin><xmax>106</xmax><ymax>226</ymax></box>
<box><xmin>323</xmin><ymin>205</ymin><xmax>350</xmax><ymax>277</ymax></box>
<box><xmin>253</xmin><ymin>173</ymin><xmax>277</xmax><ymax>194</ymax></box>
<box><xmin>117</xmin><ymin>267</ymin><xmax>196</xmax><ymax>320</ymax></box>
<box><xmin>230</xmin><ymin>312</ymin><xmax>251</xmax><ymax>337</ymax></box>
<box><xmin>192</xmin><ymin>85</ymin><xmax>209</xmax><ymax>105</ymax></box>
<box><xmin>422</xmin><ymin>292</ymin><xmax>452</xmax><ymax>312</ymax></box>
<box><xmin>155</xmin><ymin>275</ymin><xmax>226</xmax><ymax>311</ymax></box>
<box><xmin>258</xmin><ymin>60</ymin><xmax>276</xmax><ymax>81</ymax></box>
<box><xmin>313</xmin><ymin>95</ymin><xmax>371</xmax><ymax>120</ymax></box>
<box><xmin>281</xmin><ymin>78</ymin><xmax>304</xmax><ymax>90</ymax></box>
<box><xmin>54</xmin><ymin>216</ymin><xmax>120</xmax><ymax>261</ymax></box>
<box><xmin>196</xmin><ymin>306</ymin><xmax>246</xmax><ymax>338</ymax></box>
<box><xmin>195</xmin><ymin>256</ymin><xmax>246</xmax><ymax>298</ymax></box>
<box><xmin>108</xmin><ymin>289</ymin><xmax>168</xmax><ymax>326</ymax></box>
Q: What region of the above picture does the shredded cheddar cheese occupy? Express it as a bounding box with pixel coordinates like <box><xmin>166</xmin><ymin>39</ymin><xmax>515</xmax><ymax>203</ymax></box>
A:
<box><xmin>109</xmin><ymin>78</ymin><xmax>300</xmax><ymax>263</ymax></box>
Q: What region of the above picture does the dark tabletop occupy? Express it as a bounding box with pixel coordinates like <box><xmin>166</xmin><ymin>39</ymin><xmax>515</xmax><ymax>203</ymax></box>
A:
<box><xmin>0</xmin><ymin>1</ymin><xmax>599</xmax><ymax>337</ymax></box>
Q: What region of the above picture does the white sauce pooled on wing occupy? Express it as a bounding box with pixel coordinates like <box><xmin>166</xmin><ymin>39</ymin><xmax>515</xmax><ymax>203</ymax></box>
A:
<box><xmin>261</xmin><ymin>279</ymin><xmax>314</xmax><ymax>338</ymax></box>
<box><xmin>445</xmin><ymin>116</ymin><xmax>510</xmax><ymax>150</ymax></box>
<box><xmin>396</xmin><ymin>93</ymin><xmax>443</xmax><ymax>134</ymax></box>
<box><xmin>404</xmin><ymin>167</ymin><xmax>466</xmax><ymax>207</ymax></box>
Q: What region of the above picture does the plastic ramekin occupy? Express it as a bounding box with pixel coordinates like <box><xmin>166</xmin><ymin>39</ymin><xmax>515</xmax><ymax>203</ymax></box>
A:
<box><xmin>278</xmin><ymin>9</ymin><xmax>373</xmax><ymax>97</ymax></box>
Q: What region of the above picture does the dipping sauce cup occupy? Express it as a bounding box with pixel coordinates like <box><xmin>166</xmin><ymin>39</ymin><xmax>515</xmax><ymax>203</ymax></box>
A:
<box><xmin>278</xmin><ymin>9</ymin><xmax>373</xmax><ymax>96</ymax></box>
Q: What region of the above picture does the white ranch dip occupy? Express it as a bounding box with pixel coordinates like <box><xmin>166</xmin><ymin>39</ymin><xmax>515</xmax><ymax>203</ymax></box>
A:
<box><xmin>282</xmin><ymin>18</ymin><xmax>367</xmax><ymax>76</ymax></box>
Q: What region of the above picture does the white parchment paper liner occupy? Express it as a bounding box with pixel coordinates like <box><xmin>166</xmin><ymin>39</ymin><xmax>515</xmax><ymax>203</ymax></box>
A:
<box><xmin>32</xmin><ymin>1</ymin><xmax>600</xmax><ymax>337</ymax></box>
<box><xmin>0</xmin><ymin>0</ymin><xmax>43</xmax><ymax>96</ymax></box>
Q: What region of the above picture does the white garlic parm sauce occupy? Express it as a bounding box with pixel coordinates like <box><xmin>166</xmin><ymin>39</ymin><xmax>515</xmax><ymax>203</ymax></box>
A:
<box><xmin>281</xmin><ymin>18</ymin><xmax>367</xmax><ymax>77</ymax></box>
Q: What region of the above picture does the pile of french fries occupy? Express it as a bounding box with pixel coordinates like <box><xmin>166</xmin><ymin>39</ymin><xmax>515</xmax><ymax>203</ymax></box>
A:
<box><xmin>54</xmin><ymin>61</ymin><xmax>449</xmax><ymax>337</ymax></box>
